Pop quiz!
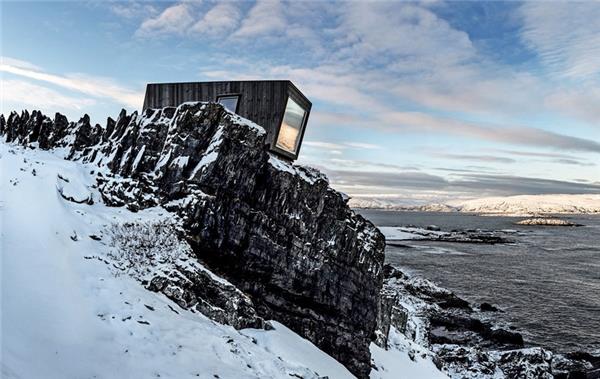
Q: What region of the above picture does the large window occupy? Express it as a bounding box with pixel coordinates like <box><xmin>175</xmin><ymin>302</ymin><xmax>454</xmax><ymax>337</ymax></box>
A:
<box><xmin>217</xmin><ymin>95</ymin><xmax>240</xmax><ymax>113</ymax></box>
<box><xmin>276</xmin><ymin>97</ymin><xmax>307</xmax><ymax>154</ymax></box>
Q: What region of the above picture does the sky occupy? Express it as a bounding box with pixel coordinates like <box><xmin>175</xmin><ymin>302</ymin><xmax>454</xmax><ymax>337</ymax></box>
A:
<box><xmin>1</xmin><ymin>1</ymin><xmax>599</xmax><ymax>204</ymax></box>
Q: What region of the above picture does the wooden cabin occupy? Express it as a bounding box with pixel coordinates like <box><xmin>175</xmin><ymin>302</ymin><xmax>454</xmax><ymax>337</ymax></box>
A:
<box><xmin>143</xmin><ymin>80</ymin><xmax>311</xmax><ymax>161</ymax></box>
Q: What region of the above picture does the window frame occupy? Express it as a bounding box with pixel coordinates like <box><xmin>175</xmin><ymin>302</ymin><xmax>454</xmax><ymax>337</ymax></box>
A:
<box><xmin>274</xmin><ymin>94</ymin><xmax>309</xmax><ymax>156</ymax></box>
<box><xmin>216</xmin><ymin>93</ymin><xmax>241</xmax><ymax>113</ymax></box>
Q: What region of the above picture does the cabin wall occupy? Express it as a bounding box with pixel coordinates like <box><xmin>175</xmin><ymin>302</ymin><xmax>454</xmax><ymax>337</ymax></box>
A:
<box><xmin>143</xmin><ymin>81</ymin><xmax>311</xmax><ymax>160</ymax></box>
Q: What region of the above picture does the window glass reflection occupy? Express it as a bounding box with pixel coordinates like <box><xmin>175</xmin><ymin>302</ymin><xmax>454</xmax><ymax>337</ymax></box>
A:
<box><xmin>217</xmin><ymin>95</ymin><xmax>239</xmax><ymax>113</ymax></box>
<box><xmin>276</xmin><ymin>97</ymin><xmax>306</xmax><ymax>154</ymax></box>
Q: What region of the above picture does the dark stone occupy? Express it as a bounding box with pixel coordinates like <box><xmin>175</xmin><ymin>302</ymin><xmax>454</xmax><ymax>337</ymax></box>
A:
<box><xmin>480</xmin><ymin>302</ymin><xmax>500</xmax><ymax>312</ymax></box>
<box><xmin>1</xmin><ymin>103</ymin><xmax>385</xmax><ymax>379</ymax></box>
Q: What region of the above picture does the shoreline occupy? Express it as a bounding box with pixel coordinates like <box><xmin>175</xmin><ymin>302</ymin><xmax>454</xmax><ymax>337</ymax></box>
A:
<box><xmin>381</xmin><ymin>262</ymin><xmax>600</xmax><ymax>378</ymax></box>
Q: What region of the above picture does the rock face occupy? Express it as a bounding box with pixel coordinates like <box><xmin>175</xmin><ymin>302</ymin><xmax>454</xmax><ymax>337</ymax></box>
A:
<box><xmin>100</xmin><ymin>220</ymin><xmax>266</xmax><ymax>330</ymax></box>
<box><xmin>1</xmin><ymin>104</ymin><xmax>386</xmax><ymax>378</ymax></box>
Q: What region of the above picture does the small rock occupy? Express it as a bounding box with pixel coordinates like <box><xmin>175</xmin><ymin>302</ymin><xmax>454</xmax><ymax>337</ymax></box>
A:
<box><xmin>480</xmin><ymin>302</ymin><xmax>500</xmax><ymax>312</ymax></box>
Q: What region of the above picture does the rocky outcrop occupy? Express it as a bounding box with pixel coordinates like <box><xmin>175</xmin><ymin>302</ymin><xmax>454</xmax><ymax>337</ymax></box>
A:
<box><xmin>376</xmin><ymin>264</ymin><xmax>599</xmax><ymax>379</ymax></box>
<box><xmin>1</xmin><ymin>104</ymin><xmax>385</xmax><ymax>378</ymax></box>
<box><xmin>99</xmin><ymin>220</ymin><xmax>265</xmax><ymax>330</ymax></box>
<box><xmin>515</xmin><ymin>217</ymin><xmax>582</xmax><ymax>226</ymax></box>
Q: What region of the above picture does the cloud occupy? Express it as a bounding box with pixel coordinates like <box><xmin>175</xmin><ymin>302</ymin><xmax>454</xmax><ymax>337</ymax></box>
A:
<box><xmin>0</xmin><ymin>56</ymin><xmax>42</xmax><ymax>71</ymax></box>
<box><xmin>1</xmin><ymin>79</ymin><xmax>95</xmax><ymax>111</ymax></box>
<box><xmin>304</xmin><ymin>140</ymin><xmax>382</xmax><ymax>151</ymax></box>
<box><xmin>191</xmin><ymin>2</ymin><xmax>241</xmax><ymax>35</ymax></box>
<box><xmin>326</xmin><ymin>168</ymin><xmax>600</xmax><ymax>198</ymax></box>
<box><xmin>328</xmin><ymin>170</ymin><xmax>446</xmax><ymax>190</ymax></box>
<box><xmin>0</xmin><ymin>58</ymin><xmax>143</xmax><ymax>108</ymax></box>
<box><xmin>136</xmin><ymin>3</ymin><xmax>194</xmax><ymax>37</ymax></box>
<box><xmin>496</xmin><ymin>149</ymin><xmax>596</xmax><ymax>166</ymax></box>
<box><xmin>231</xmin><ymin>0</ymin><xmax>286</xmax><ymax>38</ymax></box>
<box><xmin>333</xmin><ymin>2</ymin><xmax>475</xmax><ymax>69</ymax></box>
<box><xmin>383</xmin><ymin>111</ymin><xmax>600</xmax><ymax>154</ymax></box>
<box><xmin>434</xmin><ymin>153</ymin><xmax>516</xmax><ymax>164</ymax></box>
<box><xmin>109</xmin><ymin>2</ymin><xmax>159</xmax><ymax>19</ymax></box>
<box><xmin>453</xmin><ymin>174</ymin><xmax>600</xmax><ymax>195</ymax></box>
<box><xmin>343</xmin><ymin>142</ymin><xmax>381</xmax><ymax>150</ymax></box>
<box><xmin>496</xmin><ymin>149</ymin><xmax>581</xmax><ymax>160</ymax></box>
<box><xmin>552</xmin><ymin>159</ymin><xmax>596</xmax><ymax>167</ymax></box>
<box><xmin>519</xmin><ymin>2</ymin><xmax>600</xmax><ymax>80</ymax></box>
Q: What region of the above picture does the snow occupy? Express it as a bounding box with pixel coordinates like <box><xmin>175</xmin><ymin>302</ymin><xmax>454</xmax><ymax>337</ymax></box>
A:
<box><xmin>224</xmin><ymin>111</ymin><xmax>266</xmax><ymax>135</ymax></box>
<box><xmin>267</xmin><ymin>154</ymin><xmax>325</xmax><ymax>184</ymax></box>
<box><xmin>189</xmin><ymin>125</ymin><xmax>224</xmax><ymax>179</ymax></box>
<box><xmin>1</xmin><ymin>141</ymin><xmax>449</xmax><ymax>379</ymax></box>
<box><xmin>55</xmin><ymin>169</ymin><xmax>94</xmax><ymax>204</ymax></box>
<box><xmin>371</xmin><ymin>328</ymin><xmax>449</xmax><ymax>379</ymax></box>
<box><xmin>1</xmin><ymin>144</ymin><xmax>325</xmax><ymax>378</ymax></box>
<box><xmin>379</xmin><ymin>226</ymin><xmax>427</xmax><ymax>241</ymax></box>
<box><xmin>448</xmin><ymin>194</ymin><xmax>600</xmax><ymax>216</ymax></box>
<box><xmin>154</xmin><ymin>149</ymin><xmax>171</xmax><ymax>172</ymax></box>
<box><xmin>131</xmin><ymin>145</ymin><xmax>146</xmax><ymax>171</ymax></box>
<box><xmin>351</xmin><ymin>194</ymin><xmax>600</xmax><ymax>216</ymax></box>
<box><xmin>243</xmin><ymin>322</ymin><xmax>355</xmax><ymax>379</ymax></box>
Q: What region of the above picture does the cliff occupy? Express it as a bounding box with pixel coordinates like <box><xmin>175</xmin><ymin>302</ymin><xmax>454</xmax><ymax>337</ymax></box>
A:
<box><xmin>1</xmin><ymin>104</ymin><xmax>385</xmax><ymax>378</ymax></box>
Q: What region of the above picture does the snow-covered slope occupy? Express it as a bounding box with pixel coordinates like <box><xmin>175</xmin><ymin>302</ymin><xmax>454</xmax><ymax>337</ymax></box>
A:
<box><xmin>0</xmin><ymin>143</ymin><xmax>447</xmax><ymax>378</ymax></box>
<box><xmin>448</xmin><ymin>194</ymin><xmax>600</xmax><ymax>216</ymax></box>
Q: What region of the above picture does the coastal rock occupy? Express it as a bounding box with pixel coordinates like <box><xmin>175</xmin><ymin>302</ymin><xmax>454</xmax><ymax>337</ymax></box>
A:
<box><xmin>516</xmin><ymin>217</ymin><xmax>582</xmax><ymax>226</ymax></box>
<box><xmin>375</xmin><ymin>264</ymin><xmax>598</xmax><ymax>378</ymax></box>
<box><xmin>434</xmin><ymin>345</ymin><xmax>555</xmax><ymax>379</ymax></box>
<box><xmin>480</xmin><ymin>302</ymin><xmax>501</xmax><ymax>312</ymax></box>
<box><xmin>381</xmin><ymin>226</ymin><xmax>513</xmax><ymax>244</ymax></box>
<box><xmin>1</xmin><ymin>104</ymin><xmax>385</xmax><ymax>378</ymax></box>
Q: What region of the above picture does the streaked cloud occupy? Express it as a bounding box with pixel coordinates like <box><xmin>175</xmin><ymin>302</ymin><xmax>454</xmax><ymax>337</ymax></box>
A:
<box><xmin>382</xmin><ymin>111</ymin><xmax>600</xmax><ymax>154</ymax></box>
<box><xmin>304</xmin><ymin>141</ymin><xmax>382</xmax><ymax>151</ymax></box>
<box><xmin>0</xmin><ymin>57</ymin><xmax>143</xmax><ymax>109</ymax></box>
<box><xmin>327</xmin><ymin>169</ymin><xmax>600</xmax><ymax>198</ymax></box>
<box><xmin>1</xmin><ymin>79</ymin><xmax>95</xmax><ymax>111</ymax></box>
<box><xmin>519</xmin><ymin>2</ymin><xmax>600</xmax><ymax>80</ymax></box>
<box><xmin>434</xmin><ymin>153</ymin><xmax>516</xmax><ymax>164</ymax></box>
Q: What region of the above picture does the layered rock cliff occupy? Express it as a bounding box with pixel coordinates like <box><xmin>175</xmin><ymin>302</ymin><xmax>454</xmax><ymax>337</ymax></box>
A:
<box><xmin>1</xmin><ymin>104</ymin><xmax>385</xmax><ymax>378</ymax></box>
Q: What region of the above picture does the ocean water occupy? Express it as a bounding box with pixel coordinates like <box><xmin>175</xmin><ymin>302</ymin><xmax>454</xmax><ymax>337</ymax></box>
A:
<box><xmin>357</xmin><ymin>210</ymin><xmax>600</xmax><ymax>354</ymax></box>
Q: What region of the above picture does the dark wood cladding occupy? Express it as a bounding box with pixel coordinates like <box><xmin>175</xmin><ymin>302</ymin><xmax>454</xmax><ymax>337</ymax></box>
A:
<box><xmin>143</xmin><ymin>80</ymin><xmax>311</xmax><ymax>160</ymax></box>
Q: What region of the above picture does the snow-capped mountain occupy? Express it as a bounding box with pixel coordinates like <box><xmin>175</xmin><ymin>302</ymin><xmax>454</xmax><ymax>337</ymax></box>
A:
<box><xmin>351</xmin><ymin>194</ymin><xmax>600</xmax><ymax>216</ymax></box>
<box><xmin>448</xmin><ymin>194</ymin><xmax>600</xmax><ymax>216</ymax></box>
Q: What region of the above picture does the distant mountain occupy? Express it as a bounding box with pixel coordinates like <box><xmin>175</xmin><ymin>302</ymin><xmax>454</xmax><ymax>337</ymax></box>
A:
<box><xmin>448</xmin><ymin>194</ymin><xmax>600</xmax><ymax>216</ymax></box>
<box><xmin>350</xmin><ymin>194</ymin><xmax>600</xmax><ymax>216</ymax></box>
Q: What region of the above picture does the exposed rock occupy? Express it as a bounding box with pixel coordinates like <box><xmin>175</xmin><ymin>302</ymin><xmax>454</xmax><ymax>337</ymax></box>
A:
<box><xmin>516</xmin><ymin>217</ymin><xmax>582</xmax><ymax>226</ymax></box>
<box><xmin>434</xmin><ymin>345</ymin><xmax>555</xmax><ymax>379</ymax></box>
<box><xmin>1</xmin><ymin>104</ymin><xmax>385</xmax><ymax>378</ymax></box>
<box><xmin>383</xmin><ymin>225</ymin><xmax>513</xmax><ymax>244</ymax></box>
<box><xmin>103</xmin><ymin>220</ymin><xmax>265</xmax><ymax>330</ymax></box>
<box><xmin>375</xmin><ymin>264</ymin><xmax>596</xmax><ymax>378</ymax></box>
<box><xmin>145</xmin><ymin>262</ymin><xmax>265</xmax><ymax>330</ymax></box>
<box><xmin>480</xmin><ymin>302</ymin><xmax>500</xmax><ymax>312</ymax></box>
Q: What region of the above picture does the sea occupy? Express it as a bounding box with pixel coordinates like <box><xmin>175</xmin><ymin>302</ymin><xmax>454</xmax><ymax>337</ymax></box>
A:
<box><xmin>356</xmin><ymin>210</ymin><xmax>600</xmax><ymax>354</ymax></box>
